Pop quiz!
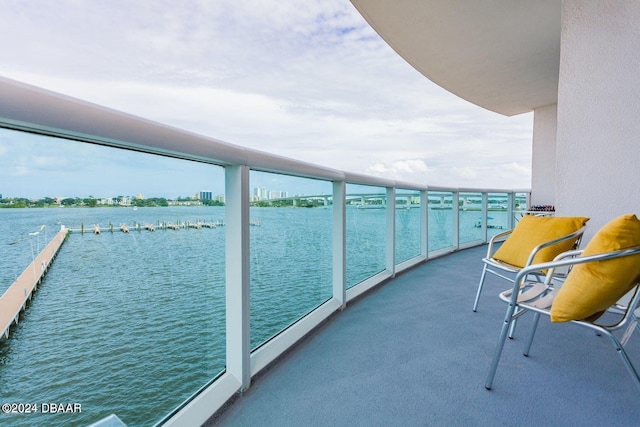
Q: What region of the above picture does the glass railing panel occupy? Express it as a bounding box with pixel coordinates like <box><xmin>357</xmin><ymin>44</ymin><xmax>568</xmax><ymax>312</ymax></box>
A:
<box><xmin>428</xmin><ymin>191</ymin><xmax>454</xmax><ymax>252</ymax></box>
<box><xmin>459</xmin><ymin>191</ymin><xmax>483</xmax><ymax>244</ymax></box>
<box><xmin>487</xmin><ymin>192</ymin><xmax>510</xmax><ymax>238</ymax></box>
<box><xmin>0</xmin><ymin>128</ymin><xmax>226</xmax><ymax>426</ymax></box>
<box><xmin>249</xmin><ymin>171</ymin><xmax>332</xmax><ymax>350</ymax></box>
<box><xmin>395</xmin><ymin>189</ymin><xmax>421</xmax><ymax>264</ymax></box>
<box><xmin>514</xmin><ymin>192</ymin><xmax>529</xmax><ymax>224</ymax></box>
<box><xmin>346</xmin><ymin>184</ymin><xmax>386</xmax><ymax>288</ymax></box>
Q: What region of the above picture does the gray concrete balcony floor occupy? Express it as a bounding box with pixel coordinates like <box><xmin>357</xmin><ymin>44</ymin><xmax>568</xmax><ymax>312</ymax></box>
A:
<box><xmin>208</xmin><ymin>245</ymin><xmax>640</xmax><ymax>426</ymax></box>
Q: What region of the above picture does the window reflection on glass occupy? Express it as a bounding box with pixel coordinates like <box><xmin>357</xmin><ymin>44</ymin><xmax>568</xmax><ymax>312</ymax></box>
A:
<box><xmin>0</xmin><ymin>128</ymin><xmax>226</xmax><ymax>427</ymax></box>
<box><xmin>428</xmin><ymin>191</ymin><xmax>453</xmax><ymax>252</ymax></box>
<box><xmin>249</xmin><ymin>171</ymin><xmax>332</xmax><ymax>350</ymax></box>
<box><xmin>346</xmin><ymin>183</ymin><xmax>386</xmax><ymax>288</ymax></box>
<box><xmin>395</xmin><ymin>189</ymin><xmax>421</xmax><ymax>264</ymax></box>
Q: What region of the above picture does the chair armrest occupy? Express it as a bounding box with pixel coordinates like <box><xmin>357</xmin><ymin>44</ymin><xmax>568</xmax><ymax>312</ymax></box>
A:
<box><xmin>486</xmin><ymin>229</ymin><xmax>514</xmax><ymax>258</ymax></box>
<box><xmin>524</xmin><ymin>226</ymin><xmax>587</xmax><ymax>266</ymax></box>
<box><xmin>507</xmin><ymin>245</ymin><xmax>640</xmax><ymax>306</ymax></box>
<box><xmin>552</xmin><ymin>248</ymin><xmax>584</xmax><ymax>260</ymax></box>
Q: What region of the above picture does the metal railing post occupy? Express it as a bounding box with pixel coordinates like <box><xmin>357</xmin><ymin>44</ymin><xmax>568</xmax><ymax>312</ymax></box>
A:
<box><xmin>452</xmin><ymin>191</ymin><xmax>460</xmax><ymax>249</ymax></box>
<box><xmin>481</xmin><ymin>192</ymin><xmax>489</xmax><ymax>242</ymax></box>
<box><xmin>421</xmin><ymin>189</ymin><xmax>428</xmax><ymax>257</ymax></box>
<box><xmin>386</xmin><ymin>187</ymin><xmax>396</xmax><ymax>275</ymax></box>
<box><xmin>507</xmin><ymin>192</ymin><xmax>515</xmax><ymax>229</ymax></box>
<box><xmin>225</xmin><ymin>165</ymin><xmax>251</xmax><ymax>391</ymax></box>
<box><xmin>333</xmin><ymin>181</ymin><xmax>346</xmax><ymax>309</ymax></box>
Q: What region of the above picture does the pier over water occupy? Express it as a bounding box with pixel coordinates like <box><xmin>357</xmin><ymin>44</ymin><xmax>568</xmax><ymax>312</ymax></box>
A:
<box><xmin>0</xmin><ymin>226</ymin><xmax>68</xmax><ymax>340</ymax></box>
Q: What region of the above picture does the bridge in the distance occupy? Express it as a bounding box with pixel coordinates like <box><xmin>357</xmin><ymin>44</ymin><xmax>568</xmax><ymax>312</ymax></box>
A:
<box><xmin>250</xmin><ymin>192</ymin><xmax>521</xmax><ymax>209</ymax></box>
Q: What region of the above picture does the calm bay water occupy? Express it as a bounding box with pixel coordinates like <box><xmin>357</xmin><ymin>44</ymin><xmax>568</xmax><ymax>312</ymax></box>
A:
<box><xmin>0</xmin><ymin>207</ymin><xmax>227</xmax><ymax>427</ymax></box>
<box><xmin>0</xmin><ymin>205</ymin><xmax>497</xmax><ymax>426</ymax></box>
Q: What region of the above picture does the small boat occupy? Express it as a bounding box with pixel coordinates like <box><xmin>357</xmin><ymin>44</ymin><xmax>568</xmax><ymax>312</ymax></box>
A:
<box><xmin>474</xmin><ymin>216</ymin><xmax>504</xmax><ymax>229</ymax></box>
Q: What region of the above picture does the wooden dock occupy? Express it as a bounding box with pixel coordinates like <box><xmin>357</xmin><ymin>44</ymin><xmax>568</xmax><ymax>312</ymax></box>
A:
<box><xmin>68</xmin><ymin>220</ymin><xmax>225</xmax><ymax>234</ymax></box>
<box><xmin>0</xmin><ymin>227</ymin><xmax>69</xmax><ymax>341</ymax></box>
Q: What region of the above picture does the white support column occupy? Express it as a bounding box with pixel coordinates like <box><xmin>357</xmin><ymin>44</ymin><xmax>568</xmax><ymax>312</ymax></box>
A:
<box><xmin>421</xmin><ymin>190</ymin><xmax>428</xmax><ymax>257</ymax></box>
<box><xmin>531</xmin><ymin>105</ymin><xmax>557</xmax><ymax>206</ymax></box>
<box><xmin>481</xmin><ymin>193</ymin><xmax>488</xmax><ymax>242</ymax></box>
<box><xmin>225</xmin><ymin>165</ymin><xmax>251</xmax><ymax>391</ymax></box>
<box><xmin>452</xmin><ymin>192</ymin><xmax>460</xmax><ymax>249</ymax></box>
<box><xmin>386</xmin><ymin>187</ymin><xmax>396</xmax><ymax>275</ymax></box>
<box><xmin>507</xmin><ymin>192</ymin><xmax>515</xmax><ymax>229</ymax></box>
<box><xmin>332</xmin><ymin>181</ymin><xmax>346</xmax><ymax>309</ymax></box>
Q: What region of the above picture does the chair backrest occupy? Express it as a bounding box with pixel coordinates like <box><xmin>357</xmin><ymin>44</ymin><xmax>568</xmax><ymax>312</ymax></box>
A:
<box><xmin>549</xmin><ymin>215</ymin><xmax>640</xmax><ymax>324</ymax></box>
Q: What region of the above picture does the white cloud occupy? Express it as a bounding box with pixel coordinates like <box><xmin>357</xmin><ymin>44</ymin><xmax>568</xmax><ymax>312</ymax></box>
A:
<box><xmin>365</xmin><ymin>159</ymin><xmax>430</xmax><ymax>183</ymax></box>
<box><xmin>451</xmin><ymin>166</ymin><xmax>478</xmax><ymax>180</ymax></box>
<box><xmin>366</xmin><ymin>159</ymin><xmax>429</xmax><ymax>176</ymax></box>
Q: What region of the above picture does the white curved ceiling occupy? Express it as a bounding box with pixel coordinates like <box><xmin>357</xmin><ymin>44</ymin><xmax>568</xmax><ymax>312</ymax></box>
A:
<box><xmin>351</xmin><ymin>0</ymin><xmax>561</xmax><ymax>116</ymax></box>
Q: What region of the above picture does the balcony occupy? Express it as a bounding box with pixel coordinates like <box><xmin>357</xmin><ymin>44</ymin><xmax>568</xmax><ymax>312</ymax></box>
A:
<box><xmin>211</xmin><ymin>244</ymin><xmax>640</xmax><ymax>426</ymax></box>
<box><xmin>0</xmin><ymin>75</ymin><xmax>638</xmax><ymax>426</ymax></box>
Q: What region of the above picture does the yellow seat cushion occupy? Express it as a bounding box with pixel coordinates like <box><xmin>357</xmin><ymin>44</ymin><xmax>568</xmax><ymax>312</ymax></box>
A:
<box><xmin>551</xmin><ymin>214</ymin><xmax>640</xmax><ymax>323</ymax></box>
<box><xmin>493</xmin><ymin>215</ymin><xmax>589</xmax><ymax>268</ymax></box>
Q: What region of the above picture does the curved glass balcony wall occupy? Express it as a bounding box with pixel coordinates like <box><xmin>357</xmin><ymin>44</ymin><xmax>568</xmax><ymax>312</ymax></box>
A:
<box><xmin>0</xmin><ymin>129</ymin><xmax>227</xmax><ymax>427</ymax></box>
<box><xmin>514</xmin><ymin>192</ymin><xmax>530</xmax><ymax>223</ymax></box>
<box><xmin>427</xmin><ymin>190</ymin><xmax>454</xmax><ymax>254</ymax></box>
<box><xmin>249</xmin><ymin>171</ymin><xmax>333</xmax><ymax>351</ymax></box>
<box><xmin>459</xmin><ymin>191</ymin><xmax>483</xmax><ymax>247</ymax></box>
<box><xmin>395</xmin><ymin>189</ymin><xmax>423</xmax><ymax>265</ymax></box>
<box><xmin>0</xmin><ymin>79</ymin><xmax>530</xmax><ymax>427</ymax></box>
<box><xmin>486</xmin><ymin>192</ymin><xmax>511</xmax><ymax>239</ymax></box>
<box><xmin>345</xmin><ymin>184</ymin><xmax>387</xmax><ymax>289</ymax></box>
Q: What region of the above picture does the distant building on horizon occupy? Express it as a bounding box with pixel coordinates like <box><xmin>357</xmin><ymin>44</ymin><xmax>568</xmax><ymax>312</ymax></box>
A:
<box><xmin>253</xmin><ymin>187</ymin><xmax>288</xmax><ymax>201</ymax></box>
<box><xmin>253</xmin><ymin>187</ymin><xmax>267</xmax><ymax>200</ymax></box>
<box><xmin>200</xmin><ymin>191</ymin><xmax>213</xmax><ymax>201</ymax></box>
<box><xmin>268</xmin><ymin>190</ymin><xmax>288</xmax><ymax>199</ymax></box>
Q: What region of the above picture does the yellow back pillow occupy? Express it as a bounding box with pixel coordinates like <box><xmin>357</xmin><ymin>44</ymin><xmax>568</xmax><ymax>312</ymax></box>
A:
<box><xmin>551</xmin><ymin>214</ymin><xmax>640</xmax><ymax>322</ymax></box>
<box><xmin>493</xmin><ymin>215</ymin><xmax>589</xmax><ymax>268</ymax></box>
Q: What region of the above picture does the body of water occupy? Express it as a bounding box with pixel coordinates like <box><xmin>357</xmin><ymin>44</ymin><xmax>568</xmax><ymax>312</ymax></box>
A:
<box><xmin>0</xmin><ymin>205</ymin><xmax>502</xmax><ymax>426</ymax></box>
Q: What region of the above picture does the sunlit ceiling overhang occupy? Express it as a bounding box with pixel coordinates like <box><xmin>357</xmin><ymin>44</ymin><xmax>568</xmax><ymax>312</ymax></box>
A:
<box><xmin>351</xmin><ymin>0</ymin><xmax>561</xmax><ymax>116</ymax></box>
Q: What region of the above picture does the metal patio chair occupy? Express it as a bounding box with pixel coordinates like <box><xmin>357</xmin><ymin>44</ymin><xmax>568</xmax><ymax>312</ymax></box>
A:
<box><xmin>484</xmin><ymin>244</ymin><xmax>640</xmax><ymax>393</ymax></box>
<box><xmin>472</xmin><ymin>223</ymin><xmax>586</xmax><ymax>312</ymax></box>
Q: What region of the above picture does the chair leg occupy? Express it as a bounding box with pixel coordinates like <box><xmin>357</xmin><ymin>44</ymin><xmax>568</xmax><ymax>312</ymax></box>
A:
<box><xmin>604</xmin><ymin>331</ymin><xmax>640</xmax><ymax>394</ymax></box>
<box><xmin>508</xmin><ymin>308</ymin><xmax>518</xmax><ymax>339</ymax></box>
<box><xmin>473</xmin><ymin>264</ymin><xmax>488</xmax><ymax>312</ymax></box>
<box><xmin>523</xmin><ymin>312</ymin><xmax>541</xmax><ymax>356</ymax></box>
<box><xmin>507</xmin><ymin>273</ymin><xmax>537</xmax><ymax>338</ymax></box>
<box><xmin>485</xmin><ymin>303</ymin><xmax>517</xmax><ymax>390</ymax></box>
<box><xmin>620</xmin><ymin>309</ymin><xmax>640</xmax><ymax>346</ymax></box>
<box><xmin>620</xmin><ymin>318</ymin><xmax>638</xmax><ymax>346</ymax></box>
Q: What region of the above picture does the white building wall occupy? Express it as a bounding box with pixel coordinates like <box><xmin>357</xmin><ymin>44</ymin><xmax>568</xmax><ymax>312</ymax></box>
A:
<box><xmin>556</xmin><ymin>0</ymin><xmax>640</xmax><ymax>241</ymax></box>
<box><xmin>531</xmin><ymin>104</ymin><xmax>557</xmax><ymax>207</ymax></box>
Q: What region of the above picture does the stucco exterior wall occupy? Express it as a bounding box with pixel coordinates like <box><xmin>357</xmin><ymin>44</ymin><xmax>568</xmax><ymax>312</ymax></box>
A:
<box><xmin>556</xmin><ymin>0</ymin><xmax>640</xmax><ymax>241</ymax></box>
<box><xmin>531</xmin><ymin>104</ymin><xmax>557</xmax><ymax>207</ymax></box>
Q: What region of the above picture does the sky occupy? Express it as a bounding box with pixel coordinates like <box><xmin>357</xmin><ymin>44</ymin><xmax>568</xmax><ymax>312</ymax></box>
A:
<box><xmin>0</xmin><ymin>0</ymin><xmax>533</xmax><ymax>199</ymax></box>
